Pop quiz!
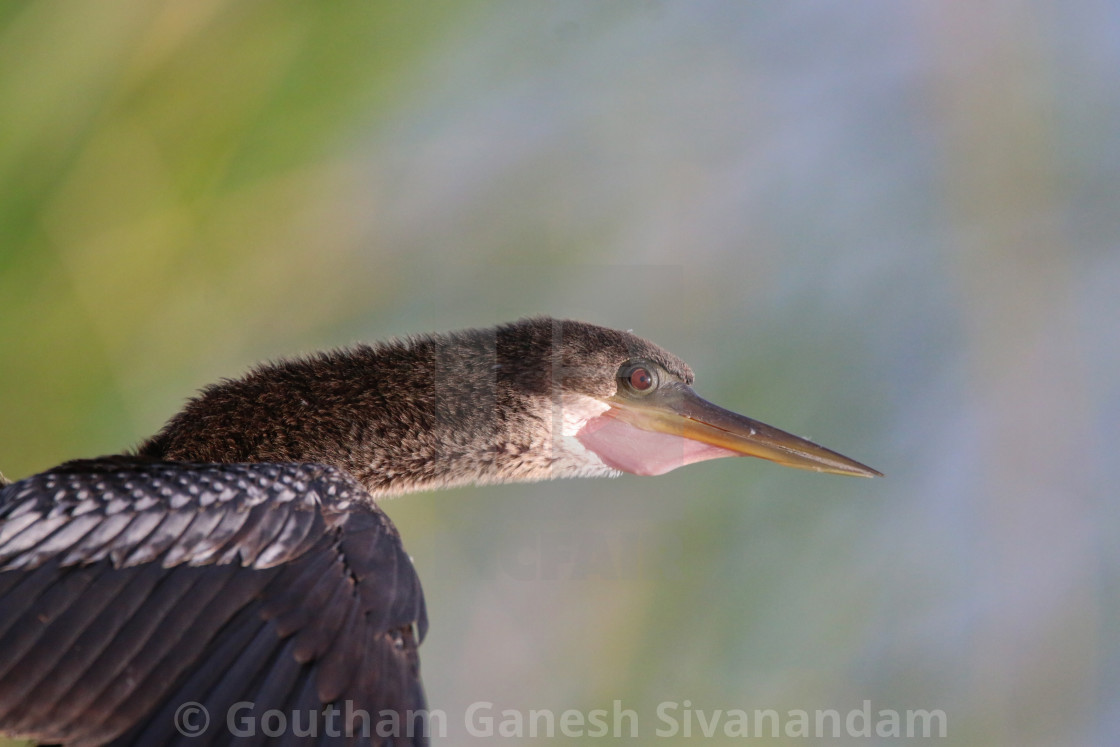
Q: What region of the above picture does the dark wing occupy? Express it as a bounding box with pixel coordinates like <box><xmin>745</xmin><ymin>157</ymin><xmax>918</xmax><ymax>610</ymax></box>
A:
<box><xmin>0</xmin><ymin>458</ymin><xmax>429</xmax><ymax>746</ymax></box>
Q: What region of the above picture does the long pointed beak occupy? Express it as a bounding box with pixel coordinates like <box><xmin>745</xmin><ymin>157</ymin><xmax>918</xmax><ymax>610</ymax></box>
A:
<box><xmin>603</xmin><ymin>383</ymin><xmax>881</xmax><ymax>478</ymax></box>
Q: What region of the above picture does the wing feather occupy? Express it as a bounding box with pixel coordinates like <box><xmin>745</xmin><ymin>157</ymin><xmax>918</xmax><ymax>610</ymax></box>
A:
<box><xmin>0</xmin><ymin>458</ymin><xmax>428</xmax><ymax>746</ymax></box>
<box><xmin>120</xmin><ymin>509</ymin><xmax>196</xmax><ymax>566</ymax></box>
<box><xmin>157</xmin><ymin>505</ymin><xmax>228</xmax><ymax>567</ymax></box>
<box><xmin>5</xmin><ymin>567</ymin><xmax>136</xmax><ymax>728</ymax></box>
<box><xmin>58</xmin><ymin>511</ymin><xmax>135</xmax><ymax>566</ymax></box>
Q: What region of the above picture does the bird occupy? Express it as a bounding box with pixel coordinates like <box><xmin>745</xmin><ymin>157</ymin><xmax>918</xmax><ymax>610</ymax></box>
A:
<box><xmin>0</xmin><ymin>317</ymin><xmax>879</xmax><ymax>746</ymax></box>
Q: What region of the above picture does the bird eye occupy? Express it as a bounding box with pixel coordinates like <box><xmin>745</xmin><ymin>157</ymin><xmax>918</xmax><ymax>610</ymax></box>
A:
<box><xmin>629</xmin><ymin>368</ymin><xmax>653</xmax><ymax>390</ymax></box>
<box><xmin>619</xmin><ymin>362</ymin><xmax>658</xmax><ymax>394</ymax></box>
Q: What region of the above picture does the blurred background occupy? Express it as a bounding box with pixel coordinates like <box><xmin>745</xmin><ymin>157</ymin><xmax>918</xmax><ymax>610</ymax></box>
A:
<box><xmin>1</xmin><ymin>1</ymin><xmax>1116</xmax><ymax>745</ymax></box>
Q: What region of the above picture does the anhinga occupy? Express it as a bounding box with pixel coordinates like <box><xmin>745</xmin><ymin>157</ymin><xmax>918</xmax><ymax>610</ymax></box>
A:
<box><xmin>0</xmin><ymin>318</ymin><xmax>878</xmax><ymax>746</ymax></box>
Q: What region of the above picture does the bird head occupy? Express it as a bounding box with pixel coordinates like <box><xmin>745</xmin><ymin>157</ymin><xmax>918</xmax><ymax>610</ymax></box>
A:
<box><xmin>487</xmin><ymin>318</ymin><xmax>880</xmax><ymax>480</ymax></box>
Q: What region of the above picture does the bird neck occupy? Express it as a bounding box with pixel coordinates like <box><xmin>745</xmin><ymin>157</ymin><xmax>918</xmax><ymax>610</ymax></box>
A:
<box><xmin>136</xmin><ymin>334</ymin><xmax>614</xmax><ymax>498</ymax></box>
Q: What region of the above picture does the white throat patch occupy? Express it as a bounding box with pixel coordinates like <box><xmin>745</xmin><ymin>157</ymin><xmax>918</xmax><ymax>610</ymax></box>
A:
<box><xmin>547</xmin><ymin>393</ymin><xmax>618</xmax><ymax>478</ymax></box>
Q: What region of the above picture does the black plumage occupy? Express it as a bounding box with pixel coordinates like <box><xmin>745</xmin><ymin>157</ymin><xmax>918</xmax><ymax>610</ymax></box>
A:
<box><xmin>1</xmin><ymin>460</ymin><xmax>425</xmax><ymax>746</ymax></box>
<box><xmin>0</xmin><ymin>317</ymin><xmax>878</xmax><ymax>746</ymax></box>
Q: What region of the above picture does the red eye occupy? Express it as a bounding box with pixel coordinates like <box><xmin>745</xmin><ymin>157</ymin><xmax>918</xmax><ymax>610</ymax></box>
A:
<box><xmin>628</xmin><ymin>367</ymin><xmax>653</xmax><ymax>391</ymax></box>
